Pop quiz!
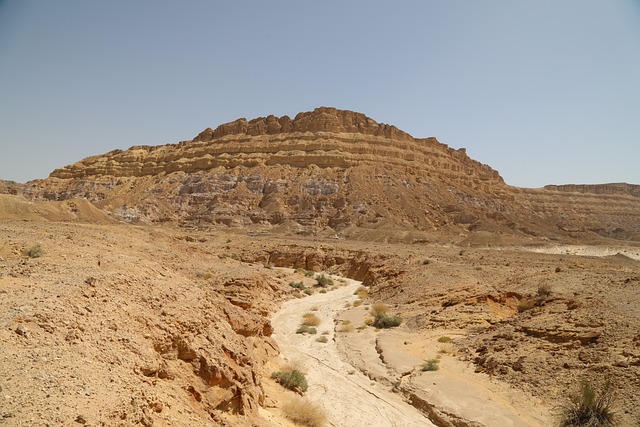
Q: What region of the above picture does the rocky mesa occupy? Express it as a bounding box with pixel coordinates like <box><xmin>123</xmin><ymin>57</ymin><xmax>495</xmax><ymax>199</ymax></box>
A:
<box><xmin>24</xmin><ymin>107</ymin><xmax>640</xmax><ymax>243</ymax></box>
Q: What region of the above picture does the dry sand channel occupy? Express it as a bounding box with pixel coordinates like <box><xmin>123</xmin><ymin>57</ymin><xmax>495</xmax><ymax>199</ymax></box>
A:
<box><xmin>271</xmin><ymin>275</ymin><xmax>434</xmax><ymax>427</ymax></box>
<box><xmin>270</xmin><ymin>272</ymin><xmax>551</xmax><ymax>427</ymax></box>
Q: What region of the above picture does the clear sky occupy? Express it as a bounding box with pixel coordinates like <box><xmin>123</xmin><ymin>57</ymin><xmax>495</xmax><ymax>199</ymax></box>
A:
<box><xmin>1</xmin><ymin>1</ymin><xmax>638</xmax><ymax>187</ymax></box>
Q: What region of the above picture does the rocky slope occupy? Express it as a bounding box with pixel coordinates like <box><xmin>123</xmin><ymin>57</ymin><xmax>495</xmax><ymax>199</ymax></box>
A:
<box><xmin>0</xmin><ymin>218</ymin><xmax>300</xmax><ymax>426</ymax></box>
<box><xmin>22</xmin><ymin>107</ymin><xmax>639</xmax><ymax>243</ymax></box>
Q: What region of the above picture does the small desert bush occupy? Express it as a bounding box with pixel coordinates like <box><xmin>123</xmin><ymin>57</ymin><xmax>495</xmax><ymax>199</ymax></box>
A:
<box><xmin>315</xmin><ymin>274</ymin><xmax>334</xmax><ymax>288</ymax></box>
<box><xmin>438</xmin><ymin>336</ymin><xmax>453</xmax><ymax>343</ymax></box>
<box><xmin>422</xmin><ymin>258</ymin><xmax>432</xmax><ymax>265</ymax></box>
<box><xmin>319</xmin><ymin>289</ymin><xmax>327</xmax><ymax>294</ymax></box>
<box><xmin>271</xmin><ymin>368</ymin><xmax>308</xmax><ymax>393</ymax></box>
<box><xmin>338</xmin><ymin>323</ymin><xmax>354</xmax><ymax>333</ymax></box>
<box><xmin>282</xmin><ymin>396</ymin><xmax>326</xmax><ymax>427</ymax></box>
<box><xmin>24</xmin><ymin>244</ymin><xmax>43</xmax><ymax>258</ymax></box>
<box><xmin>555</xmin><ymin>380</ymin><xmax>617</xmax><ymax>427</ymax></box>
<box><xmin>290</xmin><ymin>281</ymin><xmax>306</xmax><ymax>290</ymax></box>
<box><xmin>302</xmin><ymin>313</ymin><xmax>321</xmax><ymax>327</ymax></box>
<box><xmin>371</xmin><ymin>302</ymin><xmax>390</xmax><ymax>315</ymax></box>
<box><xmin>421</xmin><ymin>358</ymin><xmax>440</xmax><ymax>371</ymax></box>
<box><xmin>372</xmin><ymin>312</ymin><xmax>402</xmax><ymax>328</ymax></box>
<box><xmin>354</xmin><ymin>286</ymin><xmax>368</xmax><ymax>299</ymax></box>
<box><xmin>353</xmin><ymin>299</ymin><xmax>363</xmax><ymax>307</ymax></box>
<box><xmin>296</xmin><ymin>325</ymin><xmax>317</xmax><ymax>335</ymax></box>
<box><xmin>303</xmin><ymin>288</ymin><xmax>314</xmax><ymax>296</ymax></box>
<box><xmin>304</xmin><ymin>270</ymin><xmax>315</xmax><ymax>277</ymax></box>
<box><xmin>536</xmin><ymin>284</ymin><xmax>553</xmax><ymax>304</ymax></box>
<box><xmin>315</xmin><ymin>336</ymin><xmax>328</xmax><ymax>343</ymax></box>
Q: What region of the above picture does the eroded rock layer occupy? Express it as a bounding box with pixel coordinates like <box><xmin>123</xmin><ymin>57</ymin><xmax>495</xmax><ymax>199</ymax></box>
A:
<box><xmin>24</xmin><ymin>107</ymin><xmax>640</xmax><ymax>242</ymax></box>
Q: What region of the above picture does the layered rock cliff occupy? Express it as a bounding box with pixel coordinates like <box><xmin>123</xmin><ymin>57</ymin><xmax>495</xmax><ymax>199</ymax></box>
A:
<box><xmin>22</xmin><ymin>107</ymin><xmax>640</xmax><ymax>242</ymax></box>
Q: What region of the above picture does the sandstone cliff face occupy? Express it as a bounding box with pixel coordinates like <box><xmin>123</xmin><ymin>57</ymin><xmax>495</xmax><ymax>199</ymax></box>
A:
<box><xmin>23</xmin><ymin>107</ymin><xmax>640</xmax><ymax>242</ymax></box>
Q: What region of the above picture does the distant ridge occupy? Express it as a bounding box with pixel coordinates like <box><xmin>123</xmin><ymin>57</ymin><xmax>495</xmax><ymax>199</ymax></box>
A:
<box><xmin>544</xmin><ymin>183</ymin><xmax>640</xmax><ymax>197</ymax></box>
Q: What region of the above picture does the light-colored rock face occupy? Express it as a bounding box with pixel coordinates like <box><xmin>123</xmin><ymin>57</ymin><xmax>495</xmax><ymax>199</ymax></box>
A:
<box><xmin>23</xmin><ymin>107</ymin><xmax>640</xmax><ymax>242</ymax></box>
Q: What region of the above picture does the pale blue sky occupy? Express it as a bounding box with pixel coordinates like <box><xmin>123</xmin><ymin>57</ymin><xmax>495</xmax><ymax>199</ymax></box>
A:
<box><xmin>1</xmin><ymin>1</ymin><xmax>638</xmax><ymax>187</ymax></box>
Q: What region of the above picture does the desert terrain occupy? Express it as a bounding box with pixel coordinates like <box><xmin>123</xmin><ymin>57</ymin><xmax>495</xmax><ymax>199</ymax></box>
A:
<box><xmin>1</xmin><ymin>108</ymin><xmax>639</xmax><ymax>426</ymax></box>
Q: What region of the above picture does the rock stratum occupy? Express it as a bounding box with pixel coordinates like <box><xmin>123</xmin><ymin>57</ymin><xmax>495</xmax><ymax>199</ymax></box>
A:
<box><xmin>21</xmin><ymin>107</ymin><xmax>640</xmax><ymax>242</ymax></box>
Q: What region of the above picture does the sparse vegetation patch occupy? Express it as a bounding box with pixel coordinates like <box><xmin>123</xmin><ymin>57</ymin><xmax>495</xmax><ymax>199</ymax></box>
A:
<box><xmin>271</xmin><ymin>368</ymin><xmax>308</xmax><ymax>393</ymax></box>
<box><xmin>372</xmin><ymin>312</ymin><xmax>402</xmax><ymax>328</ymax></box>
<box><xmin>290</xmin><ymin>281</ymin><xmax>306</xmax><ymax>290</ymax></box>
<box><xmin>421</xmin><ymin>358</ymin><xmax>440</xmax><ymax>371</ymax></box>
<box><xmin>302</xmin><ymin>313</ymin><xmax>321</xmax><ymax>327</ymax></box>
<box><xmin>315</xmin><ymin>274</ymin><xmax>334</xmax><ymax>288</ymax></box>
<box><xmin>296</xmin><ymin>325</ymin><xmax>317</xmax><ymax>335</ymax></box>
<box><xmin>24</xmin><ymin>244</ymin><xmax>43</xmax><ymax>258</ymax></box>
<box><xmin>555</xmin><ymin>380</ymin><xmax>617</xmax><ymax>427</ymax></box>
<box><xmin>282</xmin><ymin>396</ymin><xmax>326</xmax><ymax>427</ymax></box>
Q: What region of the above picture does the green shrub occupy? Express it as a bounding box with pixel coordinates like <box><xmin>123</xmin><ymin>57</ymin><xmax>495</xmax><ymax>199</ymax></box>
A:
<box><xmin>271</xmin><ymin>369</ymin><xmax>308</xmax><ymax>392</ymax></box>
<box><xmin>303</xmin><ymin>288</ymin><xmax>314</xmax><ymax>296</ymax></box>
<box><xmin>315</xmin><ymin>274</ymin><xmax>334</xmax><ymax>288</ymax></box>
<box><xmin>423</xmin><ymin>259</ymin><xmax>432</xmax><ymax>265</ymax></box>
<box><xmin>438</xmin><ymin>336</ymin><xmax>453</xmax><ymax>343</ymax></box>
<box><xmin>304</xmin><ymin>270</ymin><xmax>315</xmax><ymax>277</ymax></box>
<box><xmin>290</xmin><ymin>281</ymin><xmax>306</xmax><ymax>290</ymax></box>
<box><xmin>421</xmin><ymin>358</ymin><xmax>440</xmax><ymax>371</ymax></box>
<box><xmin>296</xmin><ymin>325</ymin><xmax>317</xmax><ymax>335</ymax></box>
<box><xmin>555</xmin><ymin>380</ymin><xmax>617</xmax><ymax>427</ymax></box>
<box><xmin>24</xmin><ymin>244</ymin><xmax>43</xmax><ymax>258</ymax></box>
<box><xmin>372</xmin><ymin>312</ymin><xmax>402</xmax><ymax>328</ymax></box>
<box><xmin>315</xmin><ymin>336</ymin><xmax>328</xmax><ymax>343</ymax></box>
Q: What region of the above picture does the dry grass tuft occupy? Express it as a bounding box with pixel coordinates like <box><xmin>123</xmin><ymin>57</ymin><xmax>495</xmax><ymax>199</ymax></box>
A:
<box><xmin>338</xmin><ymin>323</ymin><xmax>355</xmax><ymax>333</ymax></box>
<box><xmin>282</xmin><ymin>396</ymin><xmax>326</xmax><ymax>427</ymax></box>
<box><xmin>371</xmin><ymin>302</ymin><xmax>390</xmax><ymax>315</ymax></box>
<box><xmin>302</xmin><ymin>313</ymin><xmax>321</xmax><ymax>327</ymax></box>
<box><xmin>354</xmin><ymin>286</ymin><xmax>369</xmax><ymax>299</ymax></box>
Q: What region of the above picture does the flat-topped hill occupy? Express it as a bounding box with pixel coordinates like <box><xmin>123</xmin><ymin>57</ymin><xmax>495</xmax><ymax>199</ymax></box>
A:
<box><xmin>15</xmin><ymin>107</ymin><xmax>640</xmax><ymax>243</ymax></box>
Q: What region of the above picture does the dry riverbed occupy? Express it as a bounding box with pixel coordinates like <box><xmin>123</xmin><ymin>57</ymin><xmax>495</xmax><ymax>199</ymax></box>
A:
<box><xmin>266</xmin><ymin>271</ymin><xmax>551</xmax><ymax>427</ymax></box>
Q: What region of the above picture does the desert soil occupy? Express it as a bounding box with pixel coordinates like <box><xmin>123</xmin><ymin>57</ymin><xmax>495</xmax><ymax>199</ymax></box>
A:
<box><xmin>2</xmin><ymin>214</ymin><xmax>638</xmax><ymax>426</ymax></box>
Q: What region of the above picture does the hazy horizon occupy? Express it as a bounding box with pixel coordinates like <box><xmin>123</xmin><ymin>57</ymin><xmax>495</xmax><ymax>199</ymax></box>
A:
<box><xmin>1</xmin><ymin>1</ymin><xmax>638</xmax><ymax>187</ymax></box>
